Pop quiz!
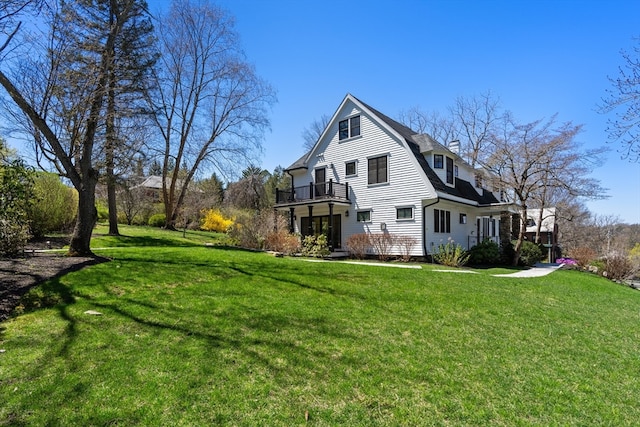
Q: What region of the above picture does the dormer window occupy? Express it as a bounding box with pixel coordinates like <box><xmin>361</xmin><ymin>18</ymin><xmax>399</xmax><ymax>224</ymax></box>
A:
<box><xmin>446</xmin><ymin>156</ymin><xmax>454</xmax><ymax>184</ymax></box>
<box><xmin>339</xmin><ymin>115</ymin><xmax>361</xmax><ymax>140</ymax></box>
<box><xmin>434</xmin><ymin>154</ymin><xmax>443</xmax><ymax>169</ymax></box>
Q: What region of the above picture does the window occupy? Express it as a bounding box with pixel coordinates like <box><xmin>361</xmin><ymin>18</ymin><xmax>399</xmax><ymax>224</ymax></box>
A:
<box><xmin>396</xmin><ymin>207</ymin><xmax>413</xmax><ymax>220</ymax></box>
<box><xmin>454</xmin><ymin>165</ymin><xmax>459</xmax><ymax>177</ymax></box>
<box><xmin>368</xmin><ymin>155</ymin><xmax>388</xmax><ymax>185</ymax></box>
<box><xmin>339</xmin><ymin>115</ymin><xmax>361</xmax><ymax>140</ymax></box>
<box><xmin>350</xmin><ymin>116</ymin><xmax>360</xmax><ymax>137</ymax></box>
<box><xmin>433</xmin><ymin>209</ymin><xmax>451</xmax><ymax>233</ymax></box>
<box><xmin>357</xmin><ymin>210</ymin><xmax>371</xmax><ymax>222</ymax></box>
<box><xmin>460</xmin><ymin>213</ymin><xmax>467</xmax><ymax>224</ymax></box>
<box><xmin>345</xmin><ymin>161</ymin><xmax>357</xmax><ymax>176</ymax></box>
<box><xmin>434</xmin><ymin>154</ymin><xmax>444</xmax><ymax>169</ymax></box>
<box><xmin>446</xmin><ymin>156</ymin><xmax>454</xmax><ymax>184</ymax></box>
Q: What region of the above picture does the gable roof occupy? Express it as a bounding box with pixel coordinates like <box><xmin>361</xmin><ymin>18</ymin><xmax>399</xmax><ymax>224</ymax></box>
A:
<box><xmin>287</xmin><ymin>94</ymin><xmax>502</xmax><ymax>206</ymax></box>
<box><xmin>355</xmin><ymin>97</ymin><xmax>500</xmax><ymax>205</ymax></box>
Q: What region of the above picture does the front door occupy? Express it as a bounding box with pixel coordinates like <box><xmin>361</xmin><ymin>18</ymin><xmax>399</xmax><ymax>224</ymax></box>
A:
<box><xmin>301</xmin><ymin>214</ymin><xmax>342</xmax><ymax>248</ymax></box>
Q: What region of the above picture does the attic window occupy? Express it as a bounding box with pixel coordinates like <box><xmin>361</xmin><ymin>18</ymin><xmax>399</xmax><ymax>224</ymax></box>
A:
<box><xmin>339</xmin><ymin>115</ymin><xmax>361</xmax><ymax>140</ymax></box>
<box><xmin>446</xmin><ymin>156</ymin><xmax>454</xmax><ymax>184</ymax></box>
<box><xmin>434</xmin><ymin>154</ymin><xmax>443</xmax><ymax>169</ymax></box>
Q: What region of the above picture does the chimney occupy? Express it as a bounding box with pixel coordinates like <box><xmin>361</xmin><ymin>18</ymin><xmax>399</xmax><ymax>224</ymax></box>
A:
<box><xmin>448</xmin><ymin>140</ymin><xmax>460</xmax><ymax>154</ymax></box>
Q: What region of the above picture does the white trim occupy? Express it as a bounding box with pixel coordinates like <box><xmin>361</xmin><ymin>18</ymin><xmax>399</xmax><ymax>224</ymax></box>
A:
<box><xmin>345</xmin><ymin>159</ymin><xmax>358</xmax><ymax>177</ymax></box>
<box><xmin>356</xmin><ymin>209</ymin><xmax>372</xmax><ymax>223</ymax></box>
<box><xmin>338</xmin><ymin>114</ymin><xmax>362</xmax><ymax>141</ymax></box>
<box><xmin>396</xmin><ymin>205</ymin><xmax>415</xmax><ymax>221</ymax></box>
<box><xmin>366</xmin><ymin>152</ymin><xmax>390</xmax><ymax>186</ymax></box>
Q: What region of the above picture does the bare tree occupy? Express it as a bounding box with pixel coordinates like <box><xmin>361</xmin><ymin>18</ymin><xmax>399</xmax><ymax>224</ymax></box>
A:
<box><xmin>148</xmin><ymin>0</ymin><xmax>276</xmax><ymax>230</ymax></box>
<box><xmin>224</xmin><ymin>165</ymin><xmax>270</xmax><ymax>211</ymax></box>
<box><xmin>451</xmin><ymin>91</ymin><xmax>503</xmax><ymax>167</ymax></box>
<box><xmin>0</xmin><ymin>0</ymin><xmax>140</xmax><ymax>255</ymax></box>
<box><xmin>485</xmin><ymin>113</ymin><xmax>605</xmax><ymax>265</ymax></box>
<box><xmin>397</xmin><ymin>106</ymin><xmax>459</xmax><ymax>146</ymax></box>
<box><xmin>601</xmin><ymin>37</ymin><xmax>640</xmax><ymax>162</ymax></box>
<box><xmin>301</xmin><ymin>114</ymin><xmax>330</xmax><ymax>151</ymax></box>
<box><xmin>397</xmin><ymin>91</ymin><xmax>503</xmax><ymax>167</ymax></box>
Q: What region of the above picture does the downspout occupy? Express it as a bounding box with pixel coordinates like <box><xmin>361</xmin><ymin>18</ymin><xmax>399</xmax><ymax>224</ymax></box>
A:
<box><xmin>422</xmin><ymin>197</ymin><xmax>439</xmax><ymax>257</ymax></box>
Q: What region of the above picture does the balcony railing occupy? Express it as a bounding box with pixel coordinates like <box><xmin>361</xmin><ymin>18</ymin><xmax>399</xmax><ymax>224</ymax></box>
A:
<box><xmin>276</xmin><ymin>179</ymin><xmax>349</xmax><ymax>205</ymax></box>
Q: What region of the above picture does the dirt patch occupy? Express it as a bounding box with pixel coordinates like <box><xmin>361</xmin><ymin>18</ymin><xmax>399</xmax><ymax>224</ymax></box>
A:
<box><xmin>0</xmin><ymin>250</ymin><xmax>109</xmax><ymax>322</ymax></box>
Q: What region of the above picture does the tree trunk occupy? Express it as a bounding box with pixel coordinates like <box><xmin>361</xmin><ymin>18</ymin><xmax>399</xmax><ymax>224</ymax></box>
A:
<box><xmin>69</xmin><ymin>174</ymin><xmax>98</xmax><ymax>256</ymax></box>
<box><xmin>512</xmin><ymin>207</ymin><xmax>527</xmax><ymax>266</ymax></box>
<box><xmin>107</xmin><ymin>168</ymin><xmax>119</xmax><ymax>235</ymax></box>
<box><xmin>105</xmin><ymin>7</ymin><xmax>119</xmax><ymax>236</ymax></box>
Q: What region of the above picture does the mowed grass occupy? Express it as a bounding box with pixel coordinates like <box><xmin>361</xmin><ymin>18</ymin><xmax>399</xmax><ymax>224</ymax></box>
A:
<box><xmin>1</xmin><ymin>227</ymin><xmax>640</xmax><ymax>425</ymax></box>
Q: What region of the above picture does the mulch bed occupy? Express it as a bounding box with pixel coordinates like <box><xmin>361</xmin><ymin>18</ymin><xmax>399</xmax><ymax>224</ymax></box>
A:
<box><xmin>0</xmin><ymin>237</ymin><xmax>109</xmax><ymax>322</ymax></box>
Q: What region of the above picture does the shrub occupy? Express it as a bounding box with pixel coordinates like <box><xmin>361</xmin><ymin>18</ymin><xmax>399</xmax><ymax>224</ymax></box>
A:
<box><xmin>0</xmin><ymin>219</ymin><xmax>30</xmax><ymax>258</ymax></box>
<box><xmin>501</xmin><ymin>240</ymin><xmax>516</xmax><ymax>265</ymax></box>
<box><xmin>228</xmin><ymin>209</ymin><xmax>288</xmax><ymax>250</ymax></box>
<box><xmin>570</xmin><ymin>246</ymin><xmax>597</xmax><ymax>268</ymax></box>
<box><xmin>264</xmin><ymin>230</ymin><xmax>300</xmax><ymax>255</ymax></box>
<box><xmin>96</xmin><ymin>203</ymin><xmax>109</xmax><ymax>223</ymax></box>
<box><xmin>29</xmin><ymin>172</ymin><xmax>78</xmax><ymax>237</ymax></box>
<box><xmin>301</xmin><ymin>234</ymin><xmax>330</xmax><ymax>258</ymax></box>
<box><xmin>369</xmin><ymin>233</ymin><xmax>395</xmax><ymax>261</ymax></box>
<box><xmin>468</xmin><ymin>239</ymin><xmax>501</xmax><ymax>265</ymax></box>
<box><xmin>603</xmin><ymin>255</ymin><xmax>635</xmax><ymax>281</ymax></box>
<box><xmin>148</xmin><ymin>214</ymin><xmax>166</xmax><ymax>228</ymax></box>
<box><xmin>395</xmin><ymin>235</ymin><xmax>417</xmax><ymax>262</ymax></box>
<box><xmin>432</xmin><ymin>240</ymin><xmax>470</xmax><ymax>267</ymax></box>
<box><xmin>346</xmin><ymin>233</ymin><xmax>371</xmax><ymax>260</ymax></box>
<box><xmin>0</xmin><ymin>152</ymin><xmax>34</xmax><ymax>256</ymax></box>
<box><xmin>516</xmin><ymin>240</ymin><xmax>544</xmax><ymax>266</ymax></box>
<box><xmin>200</xmin><ymin>208</ymin><xmax>234</xmax><ymax>232</ymax></box>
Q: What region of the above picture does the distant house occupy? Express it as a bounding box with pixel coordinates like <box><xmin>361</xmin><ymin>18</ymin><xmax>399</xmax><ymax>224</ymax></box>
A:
<box><xmin>274</xmin><ymin>94</ymin><xmax>519</xmax><ymax>257</ymax></box>
<box><xmin>133</xmin><ymin>175</ymin><xmax>184</xmax><ymax>202</ymax></box>
<box><xmin>525</xmin><ymin>207</ymin><xmax>560</xmax><ymax>262</ymax></box>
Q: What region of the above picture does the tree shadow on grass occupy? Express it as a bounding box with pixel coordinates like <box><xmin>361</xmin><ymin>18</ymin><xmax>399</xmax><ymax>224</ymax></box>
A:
<box><xmin>95</xmin><ymin>234</ymin><xmax>204</xmax><ymax>248</ymax></box>
<box><xmin>0</xmin><ymin>255</ymin><xmax>110</xmax><ymax>323</ymax></box>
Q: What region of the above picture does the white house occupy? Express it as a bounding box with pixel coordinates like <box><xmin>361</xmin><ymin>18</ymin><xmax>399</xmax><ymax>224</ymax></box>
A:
<box><xmin>525</xmin><ymin>207</ymin><xmax>560</xmax><ymax>262</ymax></box>
<box><xmin>275</xmin><ymin>94</ymin><xmax>517</xmax><ymax>257</ymax></box>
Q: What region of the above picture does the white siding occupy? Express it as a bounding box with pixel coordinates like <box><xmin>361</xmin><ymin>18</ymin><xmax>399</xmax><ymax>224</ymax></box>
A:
<box><xmin>284</xmin><ymin>95</ymin><xmax>506</xmax><ymax>258</ymax></box>
<box><xmin>290</xmin><ymin>98</ymin><xmax>435</xmax><ymax>256</ymax></box>
<box><xmin>424</xmin><ymin>201</ymin><xmax>478</xmax><ymax>253</ymax></box>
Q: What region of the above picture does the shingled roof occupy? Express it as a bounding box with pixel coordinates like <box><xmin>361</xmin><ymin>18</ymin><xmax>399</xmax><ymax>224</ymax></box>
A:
<box><xmin>286</xmin><ymin>95</ymin><xmax>501</xmax><ymax>206</ymax></box>
<box><xmin>356</xmin><ymin>97</ymin><xmax>499</xmax><ymax>205</ymax></box>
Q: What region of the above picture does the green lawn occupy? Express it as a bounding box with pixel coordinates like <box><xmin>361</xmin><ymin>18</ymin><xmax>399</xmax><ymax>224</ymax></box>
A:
<box><xmin>1</xmin><ymin>226</ymin><xmax>639</xmax><ymax>425</ymax></box>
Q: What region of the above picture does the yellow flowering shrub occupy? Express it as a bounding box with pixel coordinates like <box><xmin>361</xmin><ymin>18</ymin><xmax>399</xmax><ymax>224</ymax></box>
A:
<box><xmin>201</xmin><ymin>208</ymin><xmax>234</xmax><ymax>232</ymax></box>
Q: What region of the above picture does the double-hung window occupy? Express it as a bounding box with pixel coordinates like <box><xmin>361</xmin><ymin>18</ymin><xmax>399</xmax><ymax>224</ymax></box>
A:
<box><xmin>434</xmin><ymin>154</ymin><xmax>444</xmax><ymax>169</ymax></box>
<box><xmin>446</xmin><ymin>156</ymin><xmax>454</xmax><ymax>184</ymax></box>
<box><xmin>368</xmin><ymin>155</ymin><xmax>388</xmax><ymax>185</ymax></box>
<box><xmin>339</xmin><ymin>115</ymin><xmax>361</xmax><ymax>140</ymax></box>
<box><xmin>433</xmin><ymin>209</ymin><xmax>451</xmax><ymax>233</ymax></box>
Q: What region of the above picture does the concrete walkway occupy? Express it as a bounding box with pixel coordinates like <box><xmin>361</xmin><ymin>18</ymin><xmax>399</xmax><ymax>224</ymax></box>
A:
<box><xmin>492</xmin><ymin>263</ymin><xmax>563</xmax><ymax>278</ymax></box>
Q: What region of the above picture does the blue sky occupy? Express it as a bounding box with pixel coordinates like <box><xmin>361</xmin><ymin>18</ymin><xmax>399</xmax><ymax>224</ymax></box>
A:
<box><xmin>7</xmin><ymin>0</ymin><xmax>639</xmax><ymax>224</ymax></box>
<box><xmin>201</xmin><ymin>0</ymin><xmax>640</xmax><ymax>223</ymax></box>
<box><xmin>176</xmin><ymin>0</ymin><xmax>639</xmax><ymax>223</ymax></box>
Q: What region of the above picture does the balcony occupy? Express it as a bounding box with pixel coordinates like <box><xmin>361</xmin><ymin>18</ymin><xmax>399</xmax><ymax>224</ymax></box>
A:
<box><xmin>275</xmin><ymin>179</ymin><xmax>350</xmax><ymax>206</ymax></box>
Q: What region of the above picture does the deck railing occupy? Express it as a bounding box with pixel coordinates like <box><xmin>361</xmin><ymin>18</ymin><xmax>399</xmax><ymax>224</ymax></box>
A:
<box><xmin>276</xmin><ymin>180</ymin><xmax>349</xmax><ymax>204</ymax></box>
